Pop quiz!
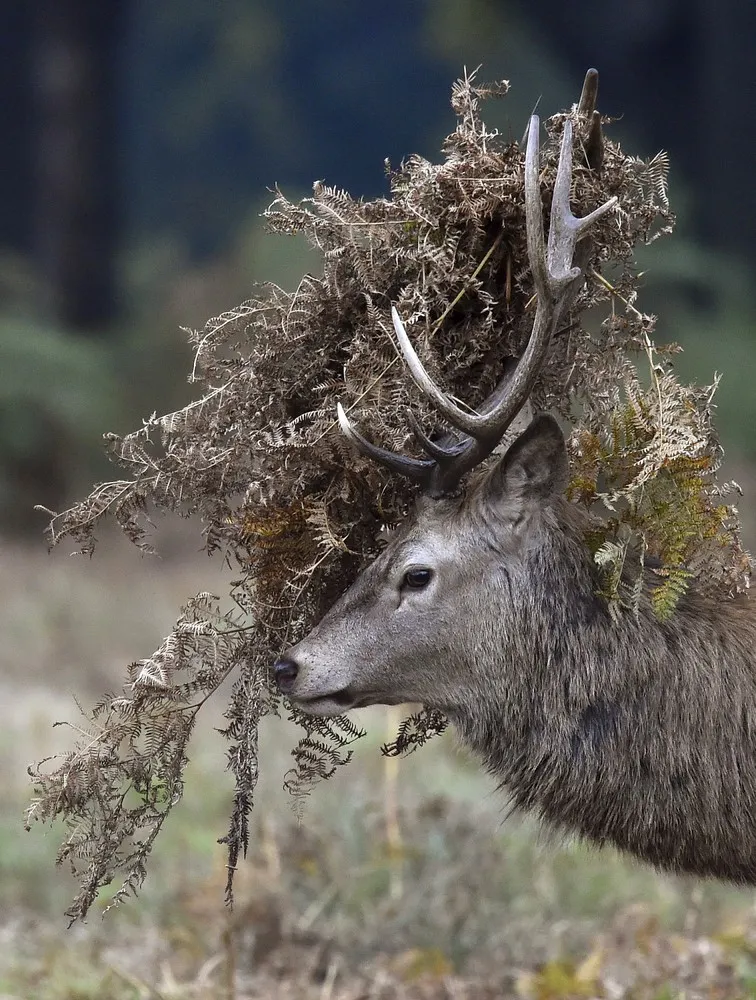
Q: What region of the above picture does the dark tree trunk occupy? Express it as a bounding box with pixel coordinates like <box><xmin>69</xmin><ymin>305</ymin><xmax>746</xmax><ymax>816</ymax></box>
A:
<box><xmin>0</xmin><ymin>4</ymin><xmax>33</xmax><ymax>255</ymax></box>
<box><xmin>32</xmin><ymin>0</ymin><xmax>121</xmax><ymax>330</ymax></box>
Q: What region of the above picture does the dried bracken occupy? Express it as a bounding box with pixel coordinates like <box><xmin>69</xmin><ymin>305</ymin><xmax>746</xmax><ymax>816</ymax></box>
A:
<box><xmin>28</xmin><ymin>68</ymin><xmax>748</xmax><ymax>921</ymax></box>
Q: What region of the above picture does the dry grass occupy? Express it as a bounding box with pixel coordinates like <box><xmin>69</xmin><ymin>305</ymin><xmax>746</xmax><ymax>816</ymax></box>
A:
<box><xmin>5</xmin><ymin>528</ymin><xmax>756</xmax><ymax>998</ymax></box>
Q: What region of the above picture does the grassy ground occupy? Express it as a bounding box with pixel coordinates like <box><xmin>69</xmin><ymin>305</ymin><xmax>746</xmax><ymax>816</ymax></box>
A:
<box><xmin>5</xmin><ymin>528</ymin><xmax>756</xmax><ymax>999</ymax></box>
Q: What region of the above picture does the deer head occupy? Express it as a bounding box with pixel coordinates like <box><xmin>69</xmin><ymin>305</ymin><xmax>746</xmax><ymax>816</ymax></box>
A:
<box><xmin>277</xmin><ymin>413</ymin><xmax>581</xmax><ymax>719</ymax></box>
<box><xmin>273</xmin><ymin>114</ymin><xmax>617</xmax><ymax>718</ymax></box>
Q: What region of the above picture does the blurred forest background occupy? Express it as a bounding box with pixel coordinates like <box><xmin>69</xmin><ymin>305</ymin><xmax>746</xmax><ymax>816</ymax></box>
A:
<box><xmin>1</xmin><ymin>0</ymin><xmax>756</xmax><ymax>535</ymax></box>
<box><xmin>3</xmin><ymin>2</ymin><xmax>756</xmax><ymax>998</ymax></box>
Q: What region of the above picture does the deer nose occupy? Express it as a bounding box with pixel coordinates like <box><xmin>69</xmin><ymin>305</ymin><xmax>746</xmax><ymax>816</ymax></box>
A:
<box><xmin>273</xmin><ymin>656</ymin><xmax>299</xmax><ymax>693</ymax></box>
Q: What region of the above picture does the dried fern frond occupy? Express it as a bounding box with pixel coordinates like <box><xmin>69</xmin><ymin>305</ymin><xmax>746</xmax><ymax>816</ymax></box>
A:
<box><xmin>26</xmin><ymin>594</ymin><xmax>250</xmax><ymax>924</ymax></box>
<box><xmin>29</xmin><ymin>67</ymin><xmax>746</xmax><ymax>920</ymax></box>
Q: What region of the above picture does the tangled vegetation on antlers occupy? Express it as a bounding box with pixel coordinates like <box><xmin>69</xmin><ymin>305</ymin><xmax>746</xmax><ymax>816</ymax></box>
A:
<box><xmin>26</xmin><ymin>70</ymin><xmax>749</xmax><ymax>923</ymax></box>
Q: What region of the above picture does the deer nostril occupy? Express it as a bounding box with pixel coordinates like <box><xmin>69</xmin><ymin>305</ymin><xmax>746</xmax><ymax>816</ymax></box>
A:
<box><xmin>273</xmin><ymin>656</ymin><xmax>299</xmax><ymax>692</ymax></box>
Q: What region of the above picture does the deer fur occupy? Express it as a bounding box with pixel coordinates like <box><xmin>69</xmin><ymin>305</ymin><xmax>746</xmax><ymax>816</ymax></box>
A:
<box><xmin>277</xmin><ymin>415</ymin><xmax>756</xmax><ymax>883</ymax></box>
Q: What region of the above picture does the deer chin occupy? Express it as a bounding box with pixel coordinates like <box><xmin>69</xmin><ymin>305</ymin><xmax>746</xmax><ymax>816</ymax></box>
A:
<box><xmin>292</xmin><ymin>690</ymin><xmax>356</xmax><ymax>716</ymax></box>
<box><xmin>292</xmin><ymin>688</ymin><xmax>405</xmax><ymax>715</ymax></box>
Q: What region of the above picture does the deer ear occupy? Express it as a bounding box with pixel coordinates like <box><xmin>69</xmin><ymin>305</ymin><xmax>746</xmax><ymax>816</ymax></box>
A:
<box><xmin>485</xmin><ymin>414</ymin><xmax>568</xmax><ymax>506</ymax></box>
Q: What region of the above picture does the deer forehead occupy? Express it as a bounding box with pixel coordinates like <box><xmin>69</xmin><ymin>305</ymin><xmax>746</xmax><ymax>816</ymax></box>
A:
<box><xmin>380</xmin><ymin>511</ymin><xmax>478</xmax><ymax>569</ymax></box>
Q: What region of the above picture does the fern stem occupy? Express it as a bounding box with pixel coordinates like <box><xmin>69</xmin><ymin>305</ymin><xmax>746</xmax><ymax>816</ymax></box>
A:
<box><xmin>430</xmin><ymin>229</ymin><xmax>505</xmax><ymax>334</ymax></box>
<box><xmin>384</xmin><ymin>705</ymin><xmax>404</xmax><ymax>900</ymax></box>
<box><xmin>588</xmin><ymin>267</ymin><xmax>644</xmax><ymax>319</ymax></box>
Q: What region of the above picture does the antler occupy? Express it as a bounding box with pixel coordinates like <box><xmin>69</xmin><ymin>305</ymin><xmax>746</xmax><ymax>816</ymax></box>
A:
<box><xmin>338</xmin><ymin>113</ymin><xmax>617</xmax><ymax>498</ymax></box>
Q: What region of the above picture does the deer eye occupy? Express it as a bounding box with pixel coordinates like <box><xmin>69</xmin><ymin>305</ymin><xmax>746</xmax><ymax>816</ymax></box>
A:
<box><xmin>403</xmin><ymin>567</ymin><xmax>432</xmax><ymax>589</ymax></box>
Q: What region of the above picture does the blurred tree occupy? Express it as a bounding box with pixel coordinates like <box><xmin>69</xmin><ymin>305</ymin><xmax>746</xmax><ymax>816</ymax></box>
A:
<box><xmin>32</xmin><ymin>0</ymin><xmax>121</xmax><ymax>330</ymax></box>
<box><xmin>0</xmin><ymin>0</ymin><xmax>122</xmax><ymax>534</ymax></box>
<box><xmin>0</xmin><ymin>3</ymin><xmax>32</xmax><ymax>255</ymax></box>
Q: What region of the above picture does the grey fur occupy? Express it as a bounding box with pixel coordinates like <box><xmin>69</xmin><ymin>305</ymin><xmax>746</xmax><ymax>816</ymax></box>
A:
<box><xmin>280</xmin><ymin>415</ymin><xmax>756</xmax><ymax>883</ymax></box>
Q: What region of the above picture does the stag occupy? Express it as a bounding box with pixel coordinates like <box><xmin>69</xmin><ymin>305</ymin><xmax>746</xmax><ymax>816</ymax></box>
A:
<box><xmin>274</xmin><ymin>112</ymin><xmax>756</xmax><ymax>883</ymax></box>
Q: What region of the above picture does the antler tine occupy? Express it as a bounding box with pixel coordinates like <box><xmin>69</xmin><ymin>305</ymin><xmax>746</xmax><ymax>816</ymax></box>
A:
<box><xmin>336</xmin><ymin>402</ymin><xmax>433</xmax><ymax>484</ymax></box>
<box><xmin>577</xmin><ymin>68</ymin><xmax>599</xmax><ymax>118</ymax></box>
<box><xmin>390</xmin><ymin>305</ymin><xmax>539</xmax><ymax>457</ymax></box>
<box><xmin>584</xmin><ymin>111</ymin><xmax>604</xmax><ymax>172</ymax></box>
<box><xmin>545</xmin><ymin>118</ymin><xmax>617</xmax><ymax>282</ymax></box>
<box><xmin>406</xmin><ymin>409</ymin><xmax>465</xmax><ymax>462</ymax></box>
<box><xmin>576</xmin><ymin>69</ymin><xmax>604</xmax><ymax>172</ymax></box>
<box><xmin>390</xmin><ymin>307</ymin><xmax>482</xmax><ymax>437</ymax></box>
